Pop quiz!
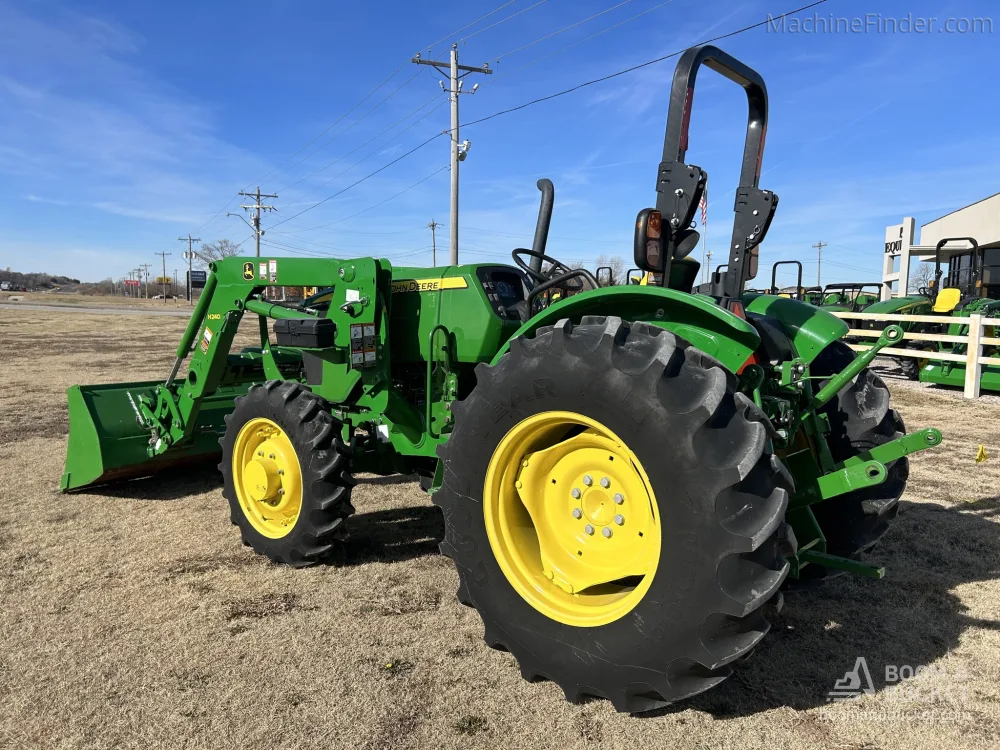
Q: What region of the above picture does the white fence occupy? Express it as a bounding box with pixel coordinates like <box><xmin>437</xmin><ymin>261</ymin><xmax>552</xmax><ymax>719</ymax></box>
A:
<box><xmin>829</xmin><ymin>311</ymin><xmax>1000</xmax><ymax>399</ymax></box>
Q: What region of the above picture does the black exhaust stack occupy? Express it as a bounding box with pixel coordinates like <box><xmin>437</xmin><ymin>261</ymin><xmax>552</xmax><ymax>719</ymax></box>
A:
<box><xmin>530</xmin><ymin>178</ymin><xmax>554</xmax><ymax>276</ymax></box>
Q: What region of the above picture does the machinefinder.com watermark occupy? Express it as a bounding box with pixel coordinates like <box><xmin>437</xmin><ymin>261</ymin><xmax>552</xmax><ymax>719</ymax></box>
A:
<box><xmin>768</xmin><ymin>13</ymin><xmax>993</xmax><ymax>34</ymax></box>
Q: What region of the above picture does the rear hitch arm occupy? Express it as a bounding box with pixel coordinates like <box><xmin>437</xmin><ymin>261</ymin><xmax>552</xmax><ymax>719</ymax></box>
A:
<box><xmin>810</xmin><ymin>325</ymin><xmax>903</xmax><ymax>410</ymax></box>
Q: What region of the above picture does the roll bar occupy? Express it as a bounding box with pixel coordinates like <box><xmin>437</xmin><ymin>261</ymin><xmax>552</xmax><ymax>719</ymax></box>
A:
<box><xmin>934</xmin><ymin>237</ymin><xmax>979</xmax><ymax>288</ymax></box>
<box><xmin>770</xmin><ymin>260</ymin><xmax>803</xmax><ymax>296</ymax></box>
<box><xmin>654</xmin><ymin>45</ymin><xmax>777</xmax><ymax>299</ymax></box>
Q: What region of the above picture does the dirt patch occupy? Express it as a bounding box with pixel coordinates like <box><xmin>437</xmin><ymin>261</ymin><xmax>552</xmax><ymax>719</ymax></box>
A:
<box><xmin>223</xmin><ymin>592</ymin><xmax>300</xmax><ymax>620</ymax></box>
<box><xmin>166</xmin><ymin>550</ymin><xmax>270</xmax><ymax>578</ymax></box>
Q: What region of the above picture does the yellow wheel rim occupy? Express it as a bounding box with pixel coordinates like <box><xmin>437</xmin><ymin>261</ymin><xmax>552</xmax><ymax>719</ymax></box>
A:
<box><xmin>232</xmin><ymin>417</ymin><xmax>303</xmax><ymax>539</ymax></box>
<box><xmin>484</xmin><ymin>411</ymin><xmax>660</xmax><ymax>628</ymax></box>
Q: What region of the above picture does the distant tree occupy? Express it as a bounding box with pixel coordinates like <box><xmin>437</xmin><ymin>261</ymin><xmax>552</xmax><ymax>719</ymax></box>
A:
<box><xmin>198</xmin><ymin>239</ymin><xmax>242</xmax><ymax>266</ymax></box>
<box><xmin>908</xmin><ymin>261</ymin><xmax>934</xmax><ymax>293</ymax></box>
<box><xmin>595</xmin><ymin>254</ymin><xmax>626</xmax><ymax>286</ymax></box>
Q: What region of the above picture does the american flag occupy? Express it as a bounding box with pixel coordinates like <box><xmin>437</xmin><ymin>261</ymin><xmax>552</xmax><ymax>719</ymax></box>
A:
<box><xmin>699</xmin><ymin>192</ymin><xmax>707</xmax><ymax>226</ymax></box>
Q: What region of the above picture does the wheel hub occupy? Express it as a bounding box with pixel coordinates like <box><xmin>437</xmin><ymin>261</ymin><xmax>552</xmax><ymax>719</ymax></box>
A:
<box><xmin>231</xmin><ymin>418</ymin><xmax>303</xmax><ymax>539</ymax></box>
<box><xmin>484</xmin><ymin>411</ymin><xmax>661</xmax><ymax>627</ymax></box>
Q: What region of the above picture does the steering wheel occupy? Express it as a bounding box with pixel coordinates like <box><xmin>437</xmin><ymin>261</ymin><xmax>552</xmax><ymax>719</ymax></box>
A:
<box><xmin>512</xmin><ymin>248</ymin><xmax>596</xmax><ymax>292</ymax></box>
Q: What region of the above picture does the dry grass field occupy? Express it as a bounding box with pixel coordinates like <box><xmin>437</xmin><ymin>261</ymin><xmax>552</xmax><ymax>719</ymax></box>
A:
<box><xmin>2</xmin><ymin>308</ymin><xmax>999</xmax><ymax>750</ymax></box>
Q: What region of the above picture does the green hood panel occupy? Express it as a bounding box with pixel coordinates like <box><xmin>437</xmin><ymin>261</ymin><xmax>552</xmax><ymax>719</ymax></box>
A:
<box><xmin>864</xmin><ymin>295</ymin><xmax>932</xmax><ymax>315</ymax></box>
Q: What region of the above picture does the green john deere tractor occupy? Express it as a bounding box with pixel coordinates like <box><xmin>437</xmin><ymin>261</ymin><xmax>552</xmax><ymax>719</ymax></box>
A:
<box><xmin>863</xmin><ymin>237</ymin><xmax>1000</xmax><ymax>383</ymax></box>
<box><xmin>915</xmin><ymin>237</ymin><xmax>1000</xmax><ymax>388</ymax></box>
<box><xmin>815</xmin><ymin>282</ymin><xmax>884</xmax><ymax>313</ymax></box>
<box><xmin>61</xmin><ymin>45</ymin><xmax>942</xmax><ymax>712</ymax></box>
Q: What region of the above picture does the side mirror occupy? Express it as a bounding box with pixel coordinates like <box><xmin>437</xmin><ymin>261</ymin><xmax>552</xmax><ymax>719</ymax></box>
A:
<box><xmin>634</xmin><ymin>209</ymin><xmax>662</xmax><ymax>271</ymax></box>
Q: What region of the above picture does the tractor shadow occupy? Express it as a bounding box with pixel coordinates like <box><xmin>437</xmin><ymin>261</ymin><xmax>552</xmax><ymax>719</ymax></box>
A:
<box><xmin>78</xmin><ymin>463</ymin><xmax>224</xmax><ymax>501</ymax></box>
<box><xmin>332</xmin><ymin>504</ymin><xmax>444</xmax><ymax>567</ymax></box>
<box><xmin>654</xmin><ymin>496</ymin><xmax>1000</xmax><ymax>719</ymax></box>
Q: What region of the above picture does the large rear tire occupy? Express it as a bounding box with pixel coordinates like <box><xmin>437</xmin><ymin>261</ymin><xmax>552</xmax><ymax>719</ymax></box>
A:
<box><xmin>220</xmin><ymin>380</ymin><xmax>355</xmax><ymax>567</ymax></box>
<box><xmin>434</xmin><ymin>317</ymin><xmax>795</xmax><ymax>712</ymax></box>
<box><xmin>802</xmin><ymin>342</ymin><xmax>908</xmax><ymax>581</ymax></box>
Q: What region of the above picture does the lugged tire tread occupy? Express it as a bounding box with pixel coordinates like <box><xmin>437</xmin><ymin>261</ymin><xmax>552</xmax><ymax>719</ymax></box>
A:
<box><xmin>220</xmin><ymin>381</ymin><xmax>354</xmax><ymax>567</ymax></box>
<box><xmin>434</xmin><ymin>316</ymin><xmax>796</xmax><ymax>712</ymax></box>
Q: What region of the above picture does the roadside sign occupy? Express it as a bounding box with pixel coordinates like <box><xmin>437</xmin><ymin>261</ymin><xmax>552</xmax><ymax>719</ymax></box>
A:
<box><xmin>124</xmin><ymin>279</ymin><xmax>140</xmax><ymax>287</ymax></box>
<box><xmin>187</xmin><ymin>270</ymin><xmax>207</xmax><ymax>289</ymax></box>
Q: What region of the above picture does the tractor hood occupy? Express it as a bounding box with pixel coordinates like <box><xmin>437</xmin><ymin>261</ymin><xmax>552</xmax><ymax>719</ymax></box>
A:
<box><xmin>864</xmin><ymin>295</ymin><xmax>931</xmax><ymax>315</ymax></box>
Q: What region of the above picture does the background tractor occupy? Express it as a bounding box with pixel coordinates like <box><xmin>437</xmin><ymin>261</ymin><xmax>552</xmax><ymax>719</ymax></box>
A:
<box><xmin>911</xmin><ymin>237</ymin><xmax>1000</xmax><ymax>388</ymax></box>
<box><xmin>61</xmin><ymin>45</ymin><xmax>941</xmax><ymax>712</ymax></box>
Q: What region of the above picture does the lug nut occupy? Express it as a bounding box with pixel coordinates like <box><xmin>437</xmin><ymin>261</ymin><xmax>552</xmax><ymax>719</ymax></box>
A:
<box><xmin>602</xmin><ymin>527</ymin><xmax>612</xmax><ymax>538</ymax></box>
<box><xmin>277</xmin><ymin>488</ymin><xmax>285</xmax><ymax>495</ymax></box>
<box><xmin>583</xmin><ymin>475</ymin><xmax>593</xmax><ymax>486</ymax></box>
<box><xmin>600</xmin><ymin>477</ymin><xmax>610</xmax><ymax>488</ymax></box>
<box><xmin>613</xmin><ymin>493</ymin><xmax>624</xmax><ymax>504</ymax></box>
<box><xmin>584</xmin><ymin>524</ymin><xmax>595</xmax><ymax>535</ymax></box>
<box><xmin>572</xmin><ymin>508</ymin><xmax>583</xmax><ymax>519</ymax></box>
<box><xmin>571</xmin><ymin>488</ymin><xmax>581</xmax><ymax>499</ymax></box>
<box><xmin>277</xmin><ymin>469</ymin><xmax>284</xmax><ymax>475</ymax></box>
<box><xmin>614</xmin><ymin>514</ymin><xmax>624</xmax><ymax>525</ymax></box>
<box><xmin>257</xmin><ymin>451</ymin><xmax>264</xmax><ymax>457</ymax></box>
<box><xmin>269</xmin><ymin>453</ymin><xmax>275</xmax><ymax>459</ymax></box>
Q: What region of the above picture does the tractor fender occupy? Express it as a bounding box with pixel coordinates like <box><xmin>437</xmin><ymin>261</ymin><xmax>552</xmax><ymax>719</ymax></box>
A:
<box><xmin>492</xmin><ymin>286</ymin><xmax>760</xmax><ymax>374</ymax></box>
<box><xmin>744</xmin><ymin>294</ymin><xmax>849</xmax><ymax>364</ymax></box>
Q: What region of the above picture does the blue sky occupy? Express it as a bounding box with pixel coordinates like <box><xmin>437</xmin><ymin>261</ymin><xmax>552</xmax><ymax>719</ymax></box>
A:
<box><xmin>1</xmin><ymin>0</ymin><xmax>998</xmax><ymax>287</ymax></box>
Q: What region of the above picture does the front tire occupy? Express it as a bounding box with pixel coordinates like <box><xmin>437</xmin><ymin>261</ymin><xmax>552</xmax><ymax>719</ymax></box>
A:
<box><xmin>435</xmin><ymin>317</ymin><xmax>795</xmax><ymax>712</ymax></box>
<box><xmin>220</xmin><ymin>380</ymin><xmax>355</xmax><ymax>567</ymax></box>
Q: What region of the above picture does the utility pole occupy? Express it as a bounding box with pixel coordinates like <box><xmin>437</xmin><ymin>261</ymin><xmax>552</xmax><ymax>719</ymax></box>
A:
<box><xmin>178</xmin><ymin>234</ymin><xmax>201</xmax><ymax>305</ymax></box>
<box><xmin>139</xmin><ymin>264</ymin><xmax>152</xmax><ymax>299</ymax></box>
<box><xmin>705</xmin><ymin>250</ymin><xmax>713</xmax><ymax>283</ymax></box>
<box><xmin>428</xmin><ymin>219</ymin><xmax>439</xmax><ymax>267</ymax></box>
<box><xmin>412</xmin><ymin>45</ymin><xmax>491</xmax><ymax>265</ymax></box>
<box><xmin>154</xmin><ymin>252</ymin><xmax>171</xmax><ymax>303</ymax></box>
<box><xmin>229</xmin><ymin>187</ymin><xmax>277</xmax><ymax>257</ymax></box>
<box><xmin>812</xmin><ymin>241</ymin><xmax>828</xmax><ymax>286</ymax></box>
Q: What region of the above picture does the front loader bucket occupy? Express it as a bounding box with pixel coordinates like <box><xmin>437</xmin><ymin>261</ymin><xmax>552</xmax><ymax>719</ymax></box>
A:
<box><xmin>60</xmin><ymin>381</ymin><xmax>248</xmax><ymax>492</ymax></box>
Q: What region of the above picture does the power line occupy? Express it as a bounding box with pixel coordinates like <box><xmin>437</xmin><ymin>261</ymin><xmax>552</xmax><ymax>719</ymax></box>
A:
<box><xmin>276</xmin><ymin>99</ymin><xmax>446</xmax><ymax>200</ymax></box>
<box><xmin>412</xmin><ymin>46</ymin><xmax>492</xmax><ymax>264</ymax></box>
<box><xmin>421</xmin><ymin>0</ymin><xmax>520</xmax><ymax>51</ymax></box>
<box><xmin>177</xmin><ymin>234</ymin><xmax>201</xmax><ymax>305</ymax></box>
<box><xmin>268</xmin><ymin>68</ymin><xmax>427</xmax><ymax>189</ymax></box>
<box><xmin>492</xmin><ymin>0</ymin><xmax>636</xmax><ymax>60</ymax></box>
<box><xmin>269</xmin><ymin>134</ymin><xmax>444</xmax><ymax>229</ymax></box>
<box><xmin>461</xmin><ymin>0</ymin><xmax>831</xmax><ymax>131</ymax></box>
<box><xmin>260</xmin><ymin>0</ymin><xmax>828</xmax><ymax>245</ymax></box>
<box><xmin>228</xmin><ymin>187</ymin><xmax>278</xmax><ymax>257</ymax></box>
<box><xmin>195</xmin><ymin>3</ymin><xmax>529</xmax><ymax>235</ymax></box>
<box><xmin>273</xmin><ymin>166</ymin><xmax>448</xmax><ymax>235</ymax></box>
<box><xmin>458</xmin><ymin>0</ymin><xmax>552</xmax><ymax>44</ymax></box>
<box><xmin>488</xmin><ymin>0</ymin><xmax>679</xmax><ymax>84</ymax></box>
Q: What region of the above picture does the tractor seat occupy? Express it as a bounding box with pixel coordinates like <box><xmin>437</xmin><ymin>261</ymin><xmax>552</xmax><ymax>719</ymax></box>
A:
<box><xmin>932</xmin><ymin>287</ymin><xmax>962</xmax><ymax>313</ymax></box>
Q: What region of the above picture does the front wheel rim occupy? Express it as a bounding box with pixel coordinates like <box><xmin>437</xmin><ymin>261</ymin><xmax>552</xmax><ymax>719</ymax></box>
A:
<box><xmin>483</xmin><ymin>411</ymin><xmax>661</xmax><ymax>628</ymax></box>
<box><xmin>232</xmin><ymin>417</ymin><xmax>304</xmax><ymax>539</ymax></box>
